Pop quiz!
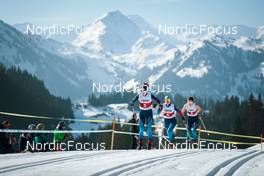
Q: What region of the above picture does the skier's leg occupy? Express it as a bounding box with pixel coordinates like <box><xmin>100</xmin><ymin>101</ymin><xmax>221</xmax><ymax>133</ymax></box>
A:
<box><xmin>138</xmin><ymin>111</ymin><xmax>145</xmax><ymax>140</ymax></box>
<box><xmin>167</xmin><ymin>118</ymin><xmax>176</xmax><ymax>143</ymax></box>
<box><xmin>137</xmin><ymin>111</ymin><xmax>145</xmax><ymax>150</ymax></box>
<box><xmin>145</xmin><ymin>110</ymin><xmax>153</xmax><ymax>140</ymax></box>
<box><xmin>146</xmin><ymin>118</ymin><xmax>153</xmax><ymax>141</ymax></box>
<box><xmin>164</xmin><ymin>118</ymin><xmax>169</xmax><ymax>138</ymax></box>
<box><xmin>192</xmin><ymin>125</ymin><xmax>198</xmax><ymax>143</ymax></box>
<box><xmin>186</xmin><ymin>117</ymin><xmax>193</xmax><ymax>141</ymax></box>
<box><xmin>146</xmin><ymin>110</ymin><xmax>153</xmax><ymax>150</ymax></box>
<box><xmin>192</xmin><ymin>117</ymin><xmax>199</xmax><ymax>143</ymax></box>
<box><xmin>147</xmin><ymin>119</ymin><xmax>153</xmax><ymax>150</ymax></box>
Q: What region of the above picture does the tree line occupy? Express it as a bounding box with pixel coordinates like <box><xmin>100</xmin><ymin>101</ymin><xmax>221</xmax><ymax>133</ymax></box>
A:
<box><xmin>0</xmin><ymin>64</ymin><xmax>74</xmax><ymax>130</ymax></box>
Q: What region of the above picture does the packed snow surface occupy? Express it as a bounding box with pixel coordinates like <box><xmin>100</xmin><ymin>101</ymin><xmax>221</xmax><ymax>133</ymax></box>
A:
<box><xmin>0</xmin><ymin>149</ymin><xmax>263</xmax><ymax>176</ymax></box>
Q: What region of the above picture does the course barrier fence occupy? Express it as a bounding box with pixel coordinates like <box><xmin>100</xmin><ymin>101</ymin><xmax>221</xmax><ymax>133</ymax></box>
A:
<box><xmin>0</xmin><ymin>111</ymin><xmax>263</xmax><ymax>150</ymax></box>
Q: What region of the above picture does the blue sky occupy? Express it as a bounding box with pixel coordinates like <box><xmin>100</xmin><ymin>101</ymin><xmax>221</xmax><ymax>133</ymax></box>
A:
<box><xmin>0</xmin><ymin>0</ymin><xmax>263</xmax><ymax>27</ymax></box>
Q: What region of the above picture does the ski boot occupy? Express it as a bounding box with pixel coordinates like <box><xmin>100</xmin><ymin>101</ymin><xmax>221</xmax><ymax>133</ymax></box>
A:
<box><xmin>147</xmin><ymin>140</ymin><xmax>152</xmax><ymax>150</ymax></box>
<box><xmin>137</xmin><ymin>140</ymin><xmax>144</xmax><ymax>150</ymax></box>
<box><xmin>187</xmin><ymin>140</ymin><xmax>193</xmax><ymax>149</ymax></box>
<box><xmin>192</xmin><ymin>140</ymin><xmax>198</xmax><ymax>149</ymax></box>
<box><xmin>168</xmin><ymin>143</ymin><xmax>174</xmax><ymax>149</ymax></box>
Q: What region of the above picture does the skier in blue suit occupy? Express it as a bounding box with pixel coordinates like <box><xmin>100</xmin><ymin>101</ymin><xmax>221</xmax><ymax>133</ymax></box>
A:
<box><xmin>160</xmin><ymin>96</ymin><xmax>185</xmax><ymax>148</ymax></box>
<box><xmin>130</xmin><ymin>83</ymin><xmax>160</xmax><ymax>150</ymax></box>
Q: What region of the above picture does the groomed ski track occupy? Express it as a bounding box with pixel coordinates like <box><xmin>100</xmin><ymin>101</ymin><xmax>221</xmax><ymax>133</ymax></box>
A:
<box><xmin>0</xmin><ymin>149</ymin><xmax>263</xmax><ymax>176</ymax></box>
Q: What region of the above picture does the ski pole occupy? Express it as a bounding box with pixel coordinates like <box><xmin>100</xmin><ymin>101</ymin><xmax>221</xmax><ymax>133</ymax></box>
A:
<box><xmin>162</xmin><ymin>135</ymin><xmax>176</xmax><ymax>149</ymax></box>
<box><xmin>199</xmin><ymin>117</ymin><xmax>210</xmax><ymax>136</ymax></box>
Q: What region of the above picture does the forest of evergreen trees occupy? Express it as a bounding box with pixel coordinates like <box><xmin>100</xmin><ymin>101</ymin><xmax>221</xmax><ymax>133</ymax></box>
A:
<box><xmin>0</xmin><ymin>64</ymin><xmax>74</xmax><ymax>130</ymax></box>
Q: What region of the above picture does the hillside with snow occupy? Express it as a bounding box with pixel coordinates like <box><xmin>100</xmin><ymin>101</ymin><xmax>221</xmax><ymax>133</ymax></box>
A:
<box><xmin>70</xmin><ymin>103</ymin><xmax>134</xmax><ymax>130</ymax></box>
<box><xmin>0</xmin><ymin>10</ymin><xmax>263</xmax><ymax>99</ymax></box>
<box><xmin>0</xmin><ymin>149</ymin><xmax>263</xmax><ymax>176</ymax></box>
<box><xmin>0</xmin><ymin>21</ymin><xmax>93</xmax><ymax>98</ymax></box>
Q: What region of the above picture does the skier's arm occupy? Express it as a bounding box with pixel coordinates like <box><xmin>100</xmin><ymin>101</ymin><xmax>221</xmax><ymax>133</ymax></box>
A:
<box><xmin>175</xmin><ymin>106</ymin><xmax>185</xmax><ymax>121</ymax></box>
<box><xmin>130</xmin><ymin>95</ymin><xmax>139</xmax><ymax>106</ymax></box>
<box><xmin>157</xmin><ymin>104</ymin><xmax>163</xmax><ymax>116</ymax></box>
<box><xmin>181</xmin><ymin>105</ymin><xmax>186</xmax><ymax>115</ymax></box>
<box><xmin>197</xmin><ymin>105</ymin><xmax>202</xmax><ymax>114</ymax></box>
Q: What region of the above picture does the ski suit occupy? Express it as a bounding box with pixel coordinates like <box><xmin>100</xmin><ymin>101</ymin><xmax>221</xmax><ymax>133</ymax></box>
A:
<box><xmin>161</xmin><ymin>103</ymin><xmax>184</xmax><ymax>143</ymax></box>
<box><xmin>130</xmin><ymin>91</ymin><xmax>160</xmax><ymax>141</ymax></box>
<box><xmin>182</xmin><ymin>103</ymin><xmax>200</xmax><ymax>143</ymax></box>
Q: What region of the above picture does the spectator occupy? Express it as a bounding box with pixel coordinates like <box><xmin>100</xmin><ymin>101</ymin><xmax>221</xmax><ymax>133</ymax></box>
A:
<box><xmin>128</xmin><ymin>113</ymin><xmax>139</xmax><ymax>149</ymax></box>
<box><xmin>34</xmin><ymin>123</ymin><xmax>48</xmax><ymax>152</ymax></box>
<box><xmin>27</xmin><ymin>124</ymin><xmax>36</xmax><ymax>144</ymax></box>
<box><xmin>0</xmin><ymin>121</ymin><xmax>14</xmax><ymax>154</ymax></box>
<box><xmin>53</xmin><ymin>121</ymin><xmax>67</xmax><ymax>151</ymax></box>
<box><xmin>19</xmin><ymin>124</ymin><xmax>36</xmax><ymax>152</ymax></box>
<box><xmin>19</xmin><ymin>133</ymin><xmax>30</xmax><ymax>153</ymax></box>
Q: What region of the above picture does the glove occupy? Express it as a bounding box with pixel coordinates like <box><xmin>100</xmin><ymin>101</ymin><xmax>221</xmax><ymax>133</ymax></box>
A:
<box><xmin>152</xmin><ymin>103</ymin><xmax>156</xmax><ymax>108</ymax></box>
<box><xmin>178</xmin><ymin>111</ymin><xmax>183</xmax><ymax>117</ymax></box>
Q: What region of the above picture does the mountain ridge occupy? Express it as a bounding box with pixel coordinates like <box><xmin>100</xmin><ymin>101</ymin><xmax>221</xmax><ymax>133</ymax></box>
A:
<box><xmin>1</xmin><ymin>11</ymin><xmax>264</xmax><ymax>100</ymax></box>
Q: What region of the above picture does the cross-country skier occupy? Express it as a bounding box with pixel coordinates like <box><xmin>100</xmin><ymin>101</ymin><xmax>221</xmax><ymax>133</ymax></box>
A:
<box><xmin>159</xmin><ymin>96</ymin><xmax>185</xmax><ymax>148</ymax></box>
<box><xmin>181</xmin><ymin>97</ymin><xmax>202</xmax><ymax>144</ymax></box>
<box><xmin>130</xmin><ymin>83</ymin><xmax>161</xmax><ymax>150</ymax></box>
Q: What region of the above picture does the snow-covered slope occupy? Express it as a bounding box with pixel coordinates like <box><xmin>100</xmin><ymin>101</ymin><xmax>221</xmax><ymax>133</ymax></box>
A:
<box><xmin>0</xmin><ymin>20</ymin><xmax>93</xmax><ymax>98</ymax></box>
<box><xmin>151</xmin><ymin>35</ymin><xmax>264</xmax><ymax>98</ymax></box>
<box><xmin>0</xmin><ymin>149</ymin><xmax>263</xmax><ymax>176</ymax></box>
<box><xmin>1</xmin><ymin>20</ymin><xmax>130</xmax><ymax>98</ymax></box>
<box><xmin>70</xmin><ymin>103</ymin><xmax>133</xmax><ymax>130</ymax></box>
<box><xmin>13</xmin><ymin>23</ymin><xmax>78</xmax><ymax>44</ymax></box>
<box><xmin>234</xmin><ymin>26</ymin><xmax>264</xmax><ymax>51</ymax></box>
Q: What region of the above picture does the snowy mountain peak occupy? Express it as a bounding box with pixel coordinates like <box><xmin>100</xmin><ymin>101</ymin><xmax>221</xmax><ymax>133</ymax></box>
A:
<box><xmin>97</xmin><ymin>10</ymin><xmax>128</xmax><ymax>23</ymax></box>
<box><xmin>73</xmin><ymin>10</ymin><xmax>179</xmax><ymax>55</ymax></box>
<box><xmin>128</xmin><ymin>15</ymin><xmax>153</xmax><ymax>32</ymax></box>
<box><xmin>73</xmin><ymin>10</ymin><xmax>142</xmax><ymax>54</ymax></box>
